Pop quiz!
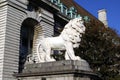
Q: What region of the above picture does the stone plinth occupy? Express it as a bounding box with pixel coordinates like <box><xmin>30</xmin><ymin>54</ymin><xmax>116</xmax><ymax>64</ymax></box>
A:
<box><xmin>15</xmin><ymin>60</ymin><xmax>102</xmax><ymax>80</ymax></box>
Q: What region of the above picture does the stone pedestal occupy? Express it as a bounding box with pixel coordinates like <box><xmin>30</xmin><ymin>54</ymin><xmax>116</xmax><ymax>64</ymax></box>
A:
<box><xmin>15</xmin><ymin>60</ymin><xmax>102</xmax><ymax>80</ymax></box>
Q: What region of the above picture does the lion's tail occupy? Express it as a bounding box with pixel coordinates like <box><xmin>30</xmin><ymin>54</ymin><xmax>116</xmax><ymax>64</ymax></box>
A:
<box><xmin>37</xmin><ymin>42</ymin><xmax>41</xmax><ymax>62</ymax></box>
<box><xmin>36</xmin><ymin>40</ymin><xmax>46</xmax><ymax>63</ymax></box>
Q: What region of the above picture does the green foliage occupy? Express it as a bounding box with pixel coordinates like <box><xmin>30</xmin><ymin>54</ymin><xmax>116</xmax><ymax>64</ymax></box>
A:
<box><xmin>76</xmin><ymin>21</ymin><xmax>120</xmax><ymax>80</ymax></box>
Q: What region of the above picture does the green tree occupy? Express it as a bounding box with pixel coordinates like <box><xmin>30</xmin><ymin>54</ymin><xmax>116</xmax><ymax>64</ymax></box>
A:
<box><xmin>76</xmin><ymin>20</ymin><xmax>120</xmax><ymax>80</ymax></box>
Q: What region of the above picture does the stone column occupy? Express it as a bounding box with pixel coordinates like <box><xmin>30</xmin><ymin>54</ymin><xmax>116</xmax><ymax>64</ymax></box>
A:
<box><xmin>0</xmin><ymin>1</ymin><xmax>7</xmax><ymax>79</ymax></box>
<box><xmin>0</xmin><ymin>0</ymin><xmax>27</xmax><ymax>79</ymax></box>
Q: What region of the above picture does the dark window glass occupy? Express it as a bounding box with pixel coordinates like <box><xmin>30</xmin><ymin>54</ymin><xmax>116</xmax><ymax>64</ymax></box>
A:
<box><xmin>19</xmin><ymin>25</ymin><xmax>34</xmax><ymax>73</ymax></box>
<box><xmin>54</xmin><ymin>14</ymin><xmax>67</xmax><ymax>36</ymax></box>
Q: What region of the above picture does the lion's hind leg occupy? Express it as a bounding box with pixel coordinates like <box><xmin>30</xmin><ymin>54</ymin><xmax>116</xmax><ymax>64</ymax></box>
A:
<box><xmin>44</xmin><ymin>47</ymin><xmax>56</xmax><ymax>62</ymax></box>
<box><xmin>37</xmin><ymin>43</ymin><xmax>46</xmax><ymax>62</ymax></box>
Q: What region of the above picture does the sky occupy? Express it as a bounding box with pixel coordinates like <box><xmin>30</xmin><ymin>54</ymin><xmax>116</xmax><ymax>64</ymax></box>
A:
<box><xmin>74</xmin><ymin>0</ymin><xmax>120</xmax><ymax>35</ymax></box>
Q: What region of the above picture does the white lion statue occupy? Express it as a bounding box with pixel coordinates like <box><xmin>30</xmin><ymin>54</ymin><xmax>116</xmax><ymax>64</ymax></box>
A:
<box><xmin>37</xmin><ymin>17</ymin><xmax>86</xmax><ymax>62</ymax></box>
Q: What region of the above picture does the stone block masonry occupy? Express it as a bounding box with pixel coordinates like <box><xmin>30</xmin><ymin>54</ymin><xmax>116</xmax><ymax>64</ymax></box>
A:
<box><xmin>0</xmin><ymin>0</ymin><xmax>27</xmax><ymax>79</ymax></box>
<box><xmin>15</xmin><ymin>60</ymin><xmax>99</xmax><ymax>80</ymax></box>
<box><xmin>0</xmin><ymin>0</ymin><xmax>55</xmax><ymax>79</ymax></box>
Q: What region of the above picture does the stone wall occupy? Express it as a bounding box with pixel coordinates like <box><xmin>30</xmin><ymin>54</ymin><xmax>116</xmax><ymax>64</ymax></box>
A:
<box><xmin>40</xmin><ymin>8</ymin><xmax>54</xmax><ymax>37</ymax></box>
<box><xmin>31</xmin><ymin>8</ymin><xmax>54</xmax><ymax>63</ymax></box>
<box><xmin>0</xmin><ymin>0</ymin><xmax>27</xmax><ymax>79</ymax></box>
<box><xmin>0</xmin><ymin>0</ymin><xmax>55</xmax><ymax>79</ymax></box>
<box><xmin>0</xmin><ymin>2</ymin><xmax>7</xmax><ymax>79</ymax></box>
<box><xmin>16</xmin><ymin>60</ymin><xmax>93</xmax><ymax>80</ymax></box>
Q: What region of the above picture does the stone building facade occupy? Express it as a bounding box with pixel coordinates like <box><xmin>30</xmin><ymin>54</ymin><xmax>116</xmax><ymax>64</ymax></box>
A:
<box><xmin>0</xmin><ymin>0</ymin><xmax>104</xmax><ymax>80</ymax></box>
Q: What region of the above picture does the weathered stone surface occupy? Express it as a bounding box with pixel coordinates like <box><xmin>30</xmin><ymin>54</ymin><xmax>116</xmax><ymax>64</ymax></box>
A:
<box><xmin>23</xmin><ymin>60</ymin><xmax>91</xmax><ymax>74</ymax></box>
<box><xmin>15</xmin><ymin>60</ymin><xmax>101</xmax><ymax>80</ymax></box>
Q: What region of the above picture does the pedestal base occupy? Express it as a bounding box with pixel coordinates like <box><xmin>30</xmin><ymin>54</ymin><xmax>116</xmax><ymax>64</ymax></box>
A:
<box><xmin>15</xmin><ymin>60</ymin><xmax>102</xmax><ymax>80</ymax></box>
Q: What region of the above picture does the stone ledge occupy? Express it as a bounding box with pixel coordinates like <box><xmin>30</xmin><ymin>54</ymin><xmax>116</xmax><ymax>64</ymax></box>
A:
<box><xmin>15</xmin><ymin>60</ymin><xmax>94</xmax><ymax>76</ymax></box>
<box><xmin>14</xmin><ymin>60</ymin><xmax>102</xmax><ymax>80</ymax></box>
<box><xmin>24</xmin><ymin>60</ymin><xmax>92</xmax><ymax>73</ymax></box>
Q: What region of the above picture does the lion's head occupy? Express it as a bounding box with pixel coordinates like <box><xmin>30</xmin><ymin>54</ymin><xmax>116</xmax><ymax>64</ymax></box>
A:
<box><xmin>60</xmin><ymin>18</ymin><xmax>86</xmax><ymax>48</ymax></box>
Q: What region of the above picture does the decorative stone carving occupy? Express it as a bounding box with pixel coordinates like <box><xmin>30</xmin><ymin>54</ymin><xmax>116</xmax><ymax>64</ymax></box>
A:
<box><xmin>36</xmin><ymin>17</ymin><xmax>86</xmax><ymax>63</ymax></box>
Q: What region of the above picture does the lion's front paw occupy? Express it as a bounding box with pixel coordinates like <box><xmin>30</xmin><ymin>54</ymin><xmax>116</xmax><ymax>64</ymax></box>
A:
<box><xmin>49</xmin><ymin>58</ymin><xmax>56</xmax><ymax>62</ymax></box>
<box><xmin>75</xmin><ymin>56</ymin><xmax>86</xmax><ymax>62</ymax></box>
<box><xmin>46</xmin><ymin>57</ymin><xmax>56</xmax><ymax>62</ymax></box>
<box><xmin>75</xmin><ymin>56</ymin><xmax>81</xmax><ymax>60</ymax></box>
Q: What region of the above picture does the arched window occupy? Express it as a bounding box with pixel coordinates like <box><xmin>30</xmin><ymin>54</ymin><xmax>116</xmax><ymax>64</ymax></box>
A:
<box><xmin>19</xmin><ymin>18</ymin><xmax>38</xmax><ymax>72</ymax></box>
